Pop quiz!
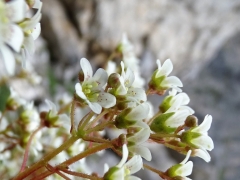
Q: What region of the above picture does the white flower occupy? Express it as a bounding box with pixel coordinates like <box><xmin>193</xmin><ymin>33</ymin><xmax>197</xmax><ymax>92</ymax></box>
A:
<box><xmin>104</xmin><ymin>144</ymin><xmax>143</xmax><ymax>180</ymax></box>
<box><xmin>20</xmin><ymin>101</ymin><xmax>40</xmax><ymax>132</ymax></box>
<box><xmin>167</xmin><ymin>150</ymin><xmax>193</xmax><ymax>180</ymax></box>
<box><xmin>7</xmin><ymin>87</ymin><xmax>26</xmax><ymax>110</ymax></box>
<box><xmin>75</xmin><ymin>58</ymin><xmax>116</xmax><ymax>114</ymax></box>
<box><xmin>109</xmin><ymin>61</ymin><xmax>146</xmax><ymax>109</ymax></box>
<box><xmin>20</xmin><ymin>2</ymin><xmax>42</xmax><ymax>66</ymax></box>
<box><xmin>181</xmin><ymin>115</ymin><xmax>214</xmax><ymax>152</ymax></box>
<box><xmin>127</xmin><ymin>127</ymin><xmax>152</xmax><ymax>161</ymax></box>
<box><xmin>45</xmin><ymin>99</ymin><xmax>70</xmax><ymax>131</ymax></box>
<box><xmin>149</xmin><ymin>59</ymin><xmax>183</xmax><ymax>95</ymax></box>
<box><xmin>121</xmin><ymin>34</ymin><xmax>145</xmax><ymax>88</ymax></box>
<box><xmin>0</xmin><ymin>0</ymin><xmax>26</xmax><ymax>75</ymax></box>
<box><xmin>160</xmin><ymin>89</ymin><xmax>193</xmax><ymax>113</ymax></box>
<box><xmin>115</xmin><ymin>102</ymin><xmax>150</xmax><ymax>129</ymax></box>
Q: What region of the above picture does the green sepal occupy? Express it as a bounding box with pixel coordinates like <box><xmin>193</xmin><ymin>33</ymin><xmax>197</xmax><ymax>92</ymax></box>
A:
<box><xmin>181</xmin><ymin>131</ymin><xmax>201</xmax><ymax>149</ymax></box>
<box><xmin>159</xmin><ymin>95</ymin><xmax>173</xmax><ymax>113</ymax></box>
<box><xmin>150</xmin><ymin>112</ymin><xmax>176</xmax><ymax>134</ymax></box>
<box><xmin>166</xmin><ymin>164</ymin><xmax>182</xmax><ymax>178</ymax></box>
<box><xmin>115</xmin><ymin>108</ymin><xmax>135</xmax><ymax>129</ymax></box>
<box><xmin>148</xmin><ymin>71</ymin><xmax>167</xmax><ymax>91</ymax></box>
<box><xmin>104</xmin><ymin>167</ymin><xmax>121</xmax><ymax>180</ymax></box>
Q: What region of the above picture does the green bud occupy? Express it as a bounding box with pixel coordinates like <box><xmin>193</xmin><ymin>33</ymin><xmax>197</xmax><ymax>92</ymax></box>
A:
<box><xmin>159</xmin><ymin>95</ymin><xmax>173</xmax><ymax>113</ymax></box>
<box><xmin>115</xmin><ymin>108</ymin><xmax>136</xmax><ymax>129</ymax></box>
<box><xmin>185</xmin><ymin>115</ymin><xmax>198</xmax><ymax>127</ymax></box>
<box><xmin>148</xmin><ymin>71</ymin><xmax>167</xmax><ymax>95</ymax></box>
<box><xmin>108</xmin><ymin>73</ymin><xmax>122</xmax><ymax>89</ymax></box>
<box><xmin>150</xmin><ymin>112</ymin><xmax>175</xmax><ymax>134</ymax></box>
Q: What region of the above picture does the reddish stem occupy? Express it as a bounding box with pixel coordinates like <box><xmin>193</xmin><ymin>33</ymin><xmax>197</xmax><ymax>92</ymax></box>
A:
<box><xmin>19</xmin><ymin>126</ymin><xmax>43</xmax><ymax>172</ymax></box>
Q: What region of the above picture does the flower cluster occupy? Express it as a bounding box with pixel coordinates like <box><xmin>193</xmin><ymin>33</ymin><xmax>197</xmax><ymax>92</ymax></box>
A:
<box><xmin>0</xmin><ymin>0</ymin><xmax>42</xmax><ymax>76</ymax></box>
<box><xmin>0</xmin><ymin>5</ymin><xmax>214</xmax><ymax>179</ymax></box>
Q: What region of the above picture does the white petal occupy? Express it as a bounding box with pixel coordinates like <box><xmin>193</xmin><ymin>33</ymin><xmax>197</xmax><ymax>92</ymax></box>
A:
<box><xmin>6</xmin><ymin>0</ymin><xmax>26</xmax><ymax>22</ymax></box>
<box><xmin>127</xmin><ymin>87</ymin><xmax>147</xmax><ymax>102</ymax></box>
<box><xmin>126</xmin><ymin>103</ymin><xmax>149</xmax><ymax>120</ymax></box>
<box><xmin>128</xmin><ymin>176</ymin><xmax>142</xmax><ymax>180</ymax></box>
<box><xmin>175</xmin><ymin>93</ymin><xmax>190</xmax><ymax>105</ymax></box>
<box><xmin>1</xmin><ymin>45</ymin><xmax>15</xmax><ymax>75</ymax></box>
<box><xmin>33</xmin><ymin>0</ymin><xmax>42</xmax><ymax>8</ymax></box>
<box><xmin>4</xmin><ymin>24</ymin><xmax>24</xmax><ymax>52</ymax></box>
<box><xmin>181</xmin><ymin>150</ymin><xmax>192</xmax><ymax>164</ymax></box>
<box><xmin>128</xmin><ymin>146</ymin><xmax>152</xmax><ymax>161</ymax></box>
<box><xmin>162</xmin><ymin>76</ymin><xmax>183</xmax><ymax>88</ymax></box>
<box><xmin>128</xmin><ymin>128</ymin><xmax>150</xmax><ymax>144</ymax></box>
<box><xmin>104</xmin><ymin>163</ymin><xmax>109</xmax><ymax>173</ymax></box>
<box><xmin>93</xmin><ymin>68</ymin><xmax>108</xmax><ymax>87</ymax></box>
<box><xmin>125</xmin><ymin>155</ymin><xmax>142</xmax><ymax>174</ymax></box>
<box><xmin>182</xmin><ymin>177</ymin><xmax>192</xmax><ymax>180</ymax></box>
<box><xmin>175</xmin><ymin>161</ymin><xmax>193</xmax><ymax>177</ymax></box>
<box><xmin>117</xmin><ymin>144</ymin><xmax>128</xmax><ymax>168</ymax></box>
<box><xmin>156</xmin><ymin>59</ymin><xmax>173</xmax><ymax>77</ymax></box>
<box><xmin>97</xmin><ymin>92</ymin><xmax>116</xmax><ymax>108</ymax></box>
<box><xmin>80</xmin><ymin>58</ymin><xmax>93</xmax><ymax>80</ymax></box>
<box><xmin>191</xmin><ymin>135</ymin><xmax>214</xmax><ymax>151</ymax></box>
<box><xmin>133</xmin><ymin>121</ymin><xmax>149</xmax><ymax>129</ymax></box>
<box><xmin>156</xmin><ymin>59</ymin><xmax>162</xmax><ymax>70</ymax></box>
<box><xmin>125</xmin><ymin>67</ymin><xmax>135</xmax><ymax>87</ymax></box>
<box><xmin>22</xmin><ymin>10</ymin><xmax>42</xmax><ymax>31</ymax></box>
<box><xmin>23</xmin><ymin>35</ymin><xmax>35</xmax><ymax>55</ymax></box>
<box><xmin>88</xmin><ymin>102</ymin><xmax>102</xmax><ymax>114</ymax></box>
<box><xmin>75</xmin><ymin>83</ymin><xmax>87</xmax><ymax>100</ymax></box>
<box><xmin>194</xmin><ymin>149</ymin><xmax>211</xmax><ymax>162</ymax></box>
<box><xmin>45</xmin><ymin>99</ymin><xmax>57</xmax><ymax>114</ymax></box>
<box><xmin>192</xmin><ymin>115</ymin><xmax>212</xmax><ymax>133</ymax></box>
<box><xmin>167</xmin><ymin>95</ymin><xmax>183</xmax><ymax>112</ymax></box>
<box><xmin>31</xmin><ymin>23</ymin><xmax>41</xmax><ymax>40</ymax></box>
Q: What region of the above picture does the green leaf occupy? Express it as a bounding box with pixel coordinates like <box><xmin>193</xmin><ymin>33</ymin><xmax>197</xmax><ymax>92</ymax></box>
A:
<box><xmin>0</xmin><ymin>84</ymin><xmax>10</xmax><ymax>112</ymax></box>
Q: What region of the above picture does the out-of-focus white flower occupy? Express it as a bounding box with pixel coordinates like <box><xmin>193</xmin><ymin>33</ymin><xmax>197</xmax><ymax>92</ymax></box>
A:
<box><xmin>166</xmin><ymin>150</ymin><xmax>193</xmax><ymax>180</ymax></box>
<box><xmin>104</xmin><ymin>144</ymin><xmax>143</xmax><ymax>180</ymax></box>
<box><xmin>45</xmin><ymin>99</ymin><xmax>70</xmax><ymax>131</ymax></box>
<box><xmin>149</xmin><ymin>59</ymin><xmax>183</xmax><ymax>95</ymax></box>
<box><xmin>121</xmin><ymin>34</ymin><xmax>145</xmax><ymax>88</ymax></box>
<box><xmin>6</xmin><ymin>87</ymin><xmax>26</xmax><ymax>110</ymax></box>
<box><xmin>20</xmin><ymin>101</ymin><xmax>40</xmax><ymax>132</ymax></box>
<box><xmin>181</xmin><ymin>115</ymin><xmax>214</xmax><ymax>152</ymax></box>
<box><xmin>75</xmin><ymin>58</ymin><xmax>116</xmax><ymax>114</ymax></box>
<box><xmin>0</xmin><ymin>0</ymin><xmax>42</xmax><ymax>75</ymax></box>
<box><xmin>0</xmin><ymin>0</ymin><xmax>26</xmax><ymax>75</ymax></box>
<box><xmin>30</xmin><ymin>130</ymin><xmax>43</xmax><ymax>156</ymax></box>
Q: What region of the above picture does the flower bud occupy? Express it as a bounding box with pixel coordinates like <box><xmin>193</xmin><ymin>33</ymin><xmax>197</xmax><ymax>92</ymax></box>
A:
<box><xmin>150</xmin><ymin>112</ymin><xmax>175</xmax><ymax>134</ymax></box>
<box><xmin>115</xmin><ymin>108</ymin><xmax>134</xmax><ymax>129</ymax></box>
<box><xmin>185</xmin><ymin>115</ymin><xmax>198</xmax><ymax>127</ymax></box>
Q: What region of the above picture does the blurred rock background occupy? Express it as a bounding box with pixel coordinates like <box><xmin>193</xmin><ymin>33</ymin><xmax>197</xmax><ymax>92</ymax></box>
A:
<box><xmin>31</xmin><ymin>0</ymin><xmax>240</xmax><ymax>179</ymax></box>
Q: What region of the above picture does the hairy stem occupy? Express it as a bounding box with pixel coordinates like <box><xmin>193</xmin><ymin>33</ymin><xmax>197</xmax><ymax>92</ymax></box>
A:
<box><xmin>13</xmin><ymin>135</ymin><xmax>78</xmax><ymax>180</ymax></box>
<box><xmin>19</xmin><ymin>126</ymin><xmax>43</xmax><ymax>172</ymax></box>
<box><xmin>35</xmin><ymin>143</ymin><xmax>113</xmax><ymax>179</ymax></box>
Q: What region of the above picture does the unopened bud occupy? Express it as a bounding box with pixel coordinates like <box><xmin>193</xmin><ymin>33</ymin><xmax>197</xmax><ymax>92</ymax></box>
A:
<box><xmin>107</xmin><ymin>73</ymin><xmax>121</xmax><ymax>88</ymax></box>
<box><xmin>185</xmin><ymin>115</ymin><xmax>198</xmax><ymax>127</ymax></box>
